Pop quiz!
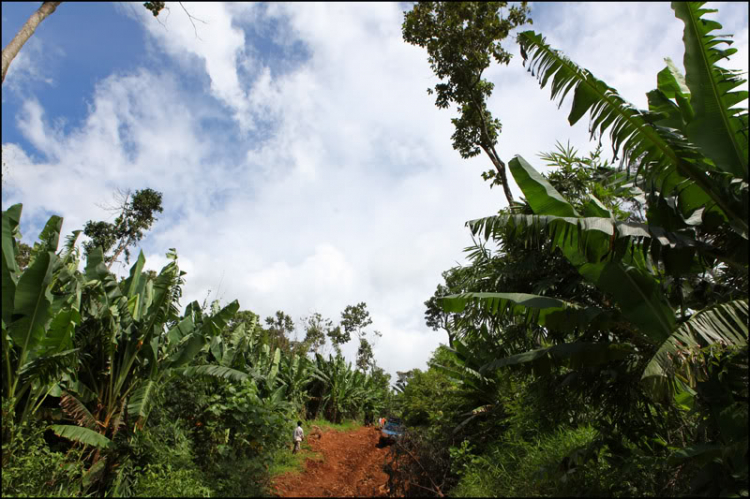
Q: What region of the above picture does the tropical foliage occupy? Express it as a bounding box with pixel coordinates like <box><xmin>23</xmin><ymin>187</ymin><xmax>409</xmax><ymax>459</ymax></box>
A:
<box><xmin>394</xmin><ymin>2</ymin><xmax>747</xmax><ymax>497</ymax></box>
<box><xmin>2</xmin><ymin>202</ymin><xmax>392</xmax><ymax>496</ymax></box>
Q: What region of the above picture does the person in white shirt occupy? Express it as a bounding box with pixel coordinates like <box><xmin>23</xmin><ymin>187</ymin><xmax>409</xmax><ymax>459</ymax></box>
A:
<box><xmin>293</xmin><ymin>421</ymin><xmax>304</xmax><ymax>453</ymax></box>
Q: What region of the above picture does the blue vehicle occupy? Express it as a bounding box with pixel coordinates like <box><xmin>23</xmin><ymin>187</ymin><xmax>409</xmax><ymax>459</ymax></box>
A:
<box><xmin>379</xmin><ymin>417</ymin><xmax>404</xmax><ymax>445</ymax></box>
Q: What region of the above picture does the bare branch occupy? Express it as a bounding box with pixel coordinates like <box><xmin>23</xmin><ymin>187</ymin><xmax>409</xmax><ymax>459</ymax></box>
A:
<box><xmin>178</xmin><ymin>2</ymin><xmax>207</xmax><ymax>40</ymax></box>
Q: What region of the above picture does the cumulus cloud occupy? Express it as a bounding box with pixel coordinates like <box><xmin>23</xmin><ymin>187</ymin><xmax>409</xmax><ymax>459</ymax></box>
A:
<box><xmin>2</xmin><ymin>2</ymin><xmax>748</xmax><ymax>383</ymax></box>
<box><xmin>2</xmin><ymin>34</ymin><xmax>59</xmax><ymax>98</ymax></box>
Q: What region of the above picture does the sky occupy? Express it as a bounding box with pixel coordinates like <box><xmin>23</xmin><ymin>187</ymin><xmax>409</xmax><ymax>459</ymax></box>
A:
<box><xmin>2</xmin><ymin>2</ymin><xmax>748</xmax><ymax>382</ymax></box>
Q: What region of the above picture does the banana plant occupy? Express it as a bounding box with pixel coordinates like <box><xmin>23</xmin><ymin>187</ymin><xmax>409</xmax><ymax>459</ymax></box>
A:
<box><xmin>278</xmin><ymin>353</ymin><xmax>312</xmax><ymax>412</ymax></box>
<box><xmin>2</xmin><ymin>205</ymin><xmax>83</xmax><ymax>427</ymax></box>
<box><xmin>311</xmin><ymin>354</ymin><xmax>358</xmax><ymax>423</ymax></box>
<box><xmin>50</xmin><ymin>246</ymin><xmax>240</xmax><ymax>449</ymax></box>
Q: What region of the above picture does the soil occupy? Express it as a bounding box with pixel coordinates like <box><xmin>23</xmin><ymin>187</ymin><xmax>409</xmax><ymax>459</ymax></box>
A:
<box><xmin>272</xmin><ymin>425</ymin><xmax>393</xmax><ymax>497</ymax></box>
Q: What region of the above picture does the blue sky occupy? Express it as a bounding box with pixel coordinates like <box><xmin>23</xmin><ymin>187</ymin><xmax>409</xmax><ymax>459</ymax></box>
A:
<box><xmin>2</xmin><ymin>2</ymin><xmax>748</xmax><ymax>380</ymax></box>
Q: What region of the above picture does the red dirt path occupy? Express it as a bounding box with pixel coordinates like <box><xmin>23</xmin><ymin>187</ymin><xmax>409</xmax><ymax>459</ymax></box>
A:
<box><xmin>272</xmin><ymin>425</ymin><xmax>392</xmax><ymax>497</ymax></box>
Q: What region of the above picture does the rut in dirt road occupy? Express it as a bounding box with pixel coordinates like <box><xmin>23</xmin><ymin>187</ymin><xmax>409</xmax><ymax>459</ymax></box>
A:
<box><xmin>273</xmin><ymin>425</ymin><xmax>394</xmax><ymax>497</ymax></box>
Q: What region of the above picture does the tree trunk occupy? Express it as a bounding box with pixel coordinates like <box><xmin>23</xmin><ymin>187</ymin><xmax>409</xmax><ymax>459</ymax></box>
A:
<box><xmin>480</xmin><ymin>143</ymin><xmax>515</xmax><ymax>206</ymax></box>
<box><xmin>469</xmin><ymin>91</ymin><xmax>515</xmax><ymax>206</ymax></box>
<box><xmin>2</xmin><ymin>2</ymin><xmax>62</xmax><ymax>85</ymax></box>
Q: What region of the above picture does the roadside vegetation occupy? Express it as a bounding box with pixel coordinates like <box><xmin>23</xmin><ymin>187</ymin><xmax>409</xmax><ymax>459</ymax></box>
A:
<box><xmin>1</xmin><ymin>201</ymin><xmax>391</xmax><ymax>496</ymax></box>
<box><xmin>390</xmin><ymin>2</ymin><xmax>747</xmax><ymax>497</ymax></box>
<box><xmin>2</xmin><ymin>1</ymin><xmax>747</xmax><ymax>498</ymax></box>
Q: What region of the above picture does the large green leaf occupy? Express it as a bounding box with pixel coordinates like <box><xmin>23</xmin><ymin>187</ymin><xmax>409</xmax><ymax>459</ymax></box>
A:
<box><xmin>1</xmin><ymin>204</ymin><xmax>22</xmax><ymax>326</ymax></box>
<box><xmin>38</xmin><ymin>308</ymin><xmax>81</xmax><ymax>354</ymax></box>
<box><xmin>166</xmin><ymin>314</ymin><xmax>195</xmax><ymax>347</ymax></box>
<box><xmin>267</xmin><ymin>347</ymin><xmax>281</xmax><ymax>388</ymax></box>
<box><xmin>165</xmin><ymin>333</ymin><xmax>207</xmax><ymax>369</ymax></box>
<box><xmin>508</xmin><ymin>156</ymin><xmax>579</xmax><ymax>217</ymax></box>
<box><xmin>9</xmin><ymin>251</ymin><xmax>56</xmax><ymax>359</ymax></box>
<box><xmin>49</xmin><ymin>424</ymin><xmax>112</xmax><ymax>448</ymax></box>
<box><xmin>440</xmin><ymin>292</ymin><xmax>581</xmax><ymax>328</ymax></box>
<box><xmin>481</xmin><ymin>342</ymin><xmax>635</xmax><ymax>376</ymax></box>
<box><xmin>17</xmin><ymin>348</ymin><xmax>78</xmax><ymax>387</ymax></box>
<box><xmin>141</xmin><ymin>261</ymin><xmax>179</xmax><ymax>342</ymax></box>
<box><xmin>35</xmin><ymin>215</ymin><xmax>63</xmax><ymax>255</ymax></box>
<box><xmin>579</xmin><ymin>261</ymin><xmax>675</xmax><ymax>344</ymax></box>
<box><xmin>468</xmin><ymin>213</ymin><xmax>724</xmax><ymax>270</ymax></box>
<box><xmin>1</xmin><ymin>204</ymin><xmax>22</xmax><ymax>275</ymax></box>
<box><xmin>177</xmin><ymin>364</ymin><xmax>253</xmax><ymax>382</ymax></box>
<box><xmin>122</xmin><ymin>251</ymin><xmax>146</xmax><ymax>300</ymax></box>
<box><xmin>649</xmin><ymin>58</ymin><xmax>694</xmax><ymax>132</ymax></box>
<box><xmin>84</xmin><ymin>247</ymin><xmax>107</xmax><ymax>282</ymax></box>
<box><xmin>673</xmin><ymin>2</ymin><xmax>748</xmax><ymax>179</ymax></box>
<box><xmin>199</xmin><ymin>300</ymin><xmax>240</xmax><ymax>337</ymax></box>
<box><xmin>127</xmin><ymin>380</ymin><xmax>157</xmax><ymax>422</ymax></box>
<box><xmin>467</xmin><ymin>216</ymin><xmax>677</xmax><ymax>344</ymax></box>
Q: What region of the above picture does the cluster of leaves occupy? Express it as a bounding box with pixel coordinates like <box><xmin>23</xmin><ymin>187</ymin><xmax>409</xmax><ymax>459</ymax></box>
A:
<box><xmin>403</xmin><ymin>1</ymin><xmax>532</xmax><ymax>204</ymax></box>
<box><xmin>401</xmin><ymin>1</ymin><xmax>747</xmax><ymax>497</ymax></box>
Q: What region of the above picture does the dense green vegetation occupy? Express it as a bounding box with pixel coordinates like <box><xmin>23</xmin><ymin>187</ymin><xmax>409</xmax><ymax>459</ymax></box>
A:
<box><xmin>1</xmin><ymin>206</ymin><xmax>391</xmax><ymax>496</ymax></box>
<box><xmin>390</xmin><ymin>1</ymin><xmax>747</xmax><ymax>497</ymax></box>
<box><xmin>2</xmin><ymin>2</ymin><xmax>747</xmax><ymax>498</ymax></box>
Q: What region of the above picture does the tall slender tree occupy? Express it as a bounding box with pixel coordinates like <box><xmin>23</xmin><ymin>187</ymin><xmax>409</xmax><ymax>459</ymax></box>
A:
<box><xmin>403</xmin><ymin>1</ymin><xmax>531</xmax><ymax>206</ymax></box>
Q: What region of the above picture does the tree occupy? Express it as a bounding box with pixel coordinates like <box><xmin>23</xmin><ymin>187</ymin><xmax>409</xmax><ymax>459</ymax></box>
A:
<box><xmin>300</xmin><ymin>312</ymin><xmax>331</xmax><ymax>355</ymax></box>
<box><xmin>2</xmin><ymin>2</ymin><xmax>198</xmax><ymax>86</ymax></box>
<box><xmin>1</xmin><ymin>2</ymin><xmax>61</xmax><ymax>84</ymax></box>
<box><xmin>326</xmin><ymin>325</ymin><xmax>348</xmax><ymax>357</ymax></box>
<box><xmin>402</xmin><ymin>2</ymin><xmax>531</xmax><ymax>206</ymax></box>
<box><xmin>264</xmin><ymin>310</ymin><xmax>294</xmax><ymax>352</ymax></box>
<box><xmin>438</xmin><ymin>3</ymin><xmax>748</xmax><ymax>494</ymax></box>
<box><xmin>340</xmin><ymin>302</ymin><xmax>373</xmax><ymax>342</ymax></box>
<box><xmin>341</xmin><ymin>302</ymin><xmax>383</xmax><ymax>370</ymax></box>
<box><xmin>14</xmin><ymin>241</ymin><xmax>32</xmax><ymax>270</ymax></box>
<box><xmin>82</xmin><ymin>188</ymin><xmax>164</xmax><ymax>269</ymax></box>
<box><xmin>356</xmin><ymin>337</ymin><xmax>374</xmax><ymax>372</ymax></box>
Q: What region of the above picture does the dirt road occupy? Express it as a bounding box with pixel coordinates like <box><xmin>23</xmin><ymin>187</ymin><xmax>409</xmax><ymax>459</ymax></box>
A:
<box><xmin>272</xmin><ymin>425</ymin><xmax>391</xmax><ymax>497</ymax></box>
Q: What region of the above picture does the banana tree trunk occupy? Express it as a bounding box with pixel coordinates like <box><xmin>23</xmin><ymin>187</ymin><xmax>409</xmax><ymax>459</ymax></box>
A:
<box><xmin>1</xmin><ymin>2</ymin><xmax>62</xmax><ymax>84</ymax></box>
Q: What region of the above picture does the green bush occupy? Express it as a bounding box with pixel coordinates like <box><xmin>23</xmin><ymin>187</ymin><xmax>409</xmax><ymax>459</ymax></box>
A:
<box><xmin>1</xmin><ymin>420</ymin><xmax>86</xmax><ymax>497</ymax></box>
<box><xmin>451</xmin><ymin>425</ymin><xmax>599</xmax><ymax>497</ymax></box>
<box><xmin>133</xmin><ymin>465</ymin><xmax>211</xmax><ymax>497</ymax></box>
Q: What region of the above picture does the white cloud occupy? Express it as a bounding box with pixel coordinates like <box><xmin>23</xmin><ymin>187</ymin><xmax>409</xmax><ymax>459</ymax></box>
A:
<box><xmin>2</xmin><ymin>34</ymin><xmax>59</xmax><ymax>98</ymax></box>
<box><xmin>2</xmin><ymin>2</ymin><xmax>748</xmax><ymax>383</ymax></box>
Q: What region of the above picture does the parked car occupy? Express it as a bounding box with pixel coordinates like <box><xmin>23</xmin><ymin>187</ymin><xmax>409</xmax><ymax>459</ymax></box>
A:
<box><xmin>379</xmin><ymin>417</ymin><xmax>404</xmax><ymax>445</ymax></box>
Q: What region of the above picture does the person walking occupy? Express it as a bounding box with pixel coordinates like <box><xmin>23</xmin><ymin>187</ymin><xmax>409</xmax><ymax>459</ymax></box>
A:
<box><xmin>293</xmin><ymin>421</ymin><xmax>304</xmax><ymax>454</ymax></box>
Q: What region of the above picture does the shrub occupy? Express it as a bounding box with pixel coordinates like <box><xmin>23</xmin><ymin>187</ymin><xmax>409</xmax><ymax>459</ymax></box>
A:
<box><xmin>1</xmin><ymin>419</ymin><xmax>86</xmax><ymax>497</ymax></box>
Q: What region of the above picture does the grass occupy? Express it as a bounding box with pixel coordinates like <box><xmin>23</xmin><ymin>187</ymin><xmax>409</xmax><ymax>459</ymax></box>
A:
<box><xmin>306</xmin><ymin>418</ymin><xmax>362</xmax><ymax>433</ymax></box>
<box><xmin>269</xmin><ymin>440</ymin><xmax>322</xmax><ymax>477</ymax></box>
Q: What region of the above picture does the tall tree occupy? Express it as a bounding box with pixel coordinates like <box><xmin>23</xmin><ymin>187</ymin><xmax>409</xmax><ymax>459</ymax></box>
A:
<box><xmin>1</xmin><ymin>2</ymin><xmax>61</xmax><ymax>84</ymax></box>
<box><xmin>356</xmin><ymin>337</ymin><xmax>375</xmax><ymax>372</ymax></box>
<box><xmin>403</xmin><ymin>1</ymin><xmax>531</xmax><ymax>206</ymax></box>
<box><xmin>264</xmin><ymin>310</ymin><xmax>294</xmax><ymax>352</ymax></box>
<box><xmin>301</xmin><ymin>312</ymin><xmax>331</xmax><ymax>354</ymax></box>
<box><xmin>82</xmin><ymin>188</ymin><xmax>163</xmax><ymax>269</ymax></box>
<box><xmin>326</xmin><ymin>325</ymin><xmax>348</xmax><ymax>357</ymax></box>
<box><xmin>340</xmin><ymin>302</ymin><xmax>373</xmax><ymax>342</ymax></box>
<box><xmin>2</xmin><ymin>2</ymin><xmax>194</xmax><ymax>86</ymax></box>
